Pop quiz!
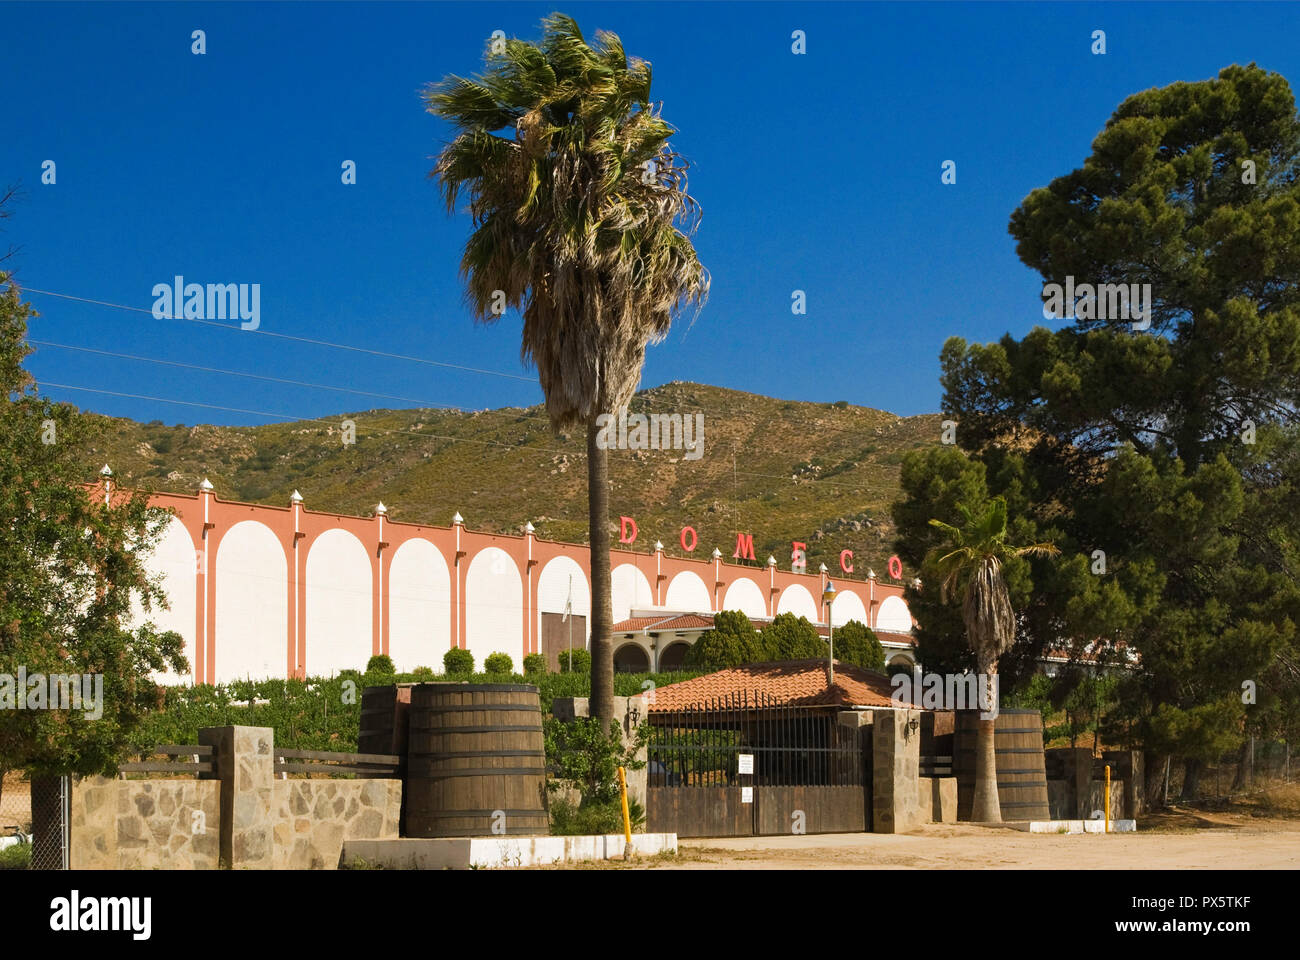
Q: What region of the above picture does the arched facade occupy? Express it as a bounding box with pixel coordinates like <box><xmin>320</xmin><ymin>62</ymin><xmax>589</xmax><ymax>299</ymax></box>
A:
<box><xmin>665</xmin><ymin>571</ymin><xmax>711</xmax><ymax>613</ymax></box>
<box><xmin>215</xmin><ymin>520</ymin><xmax>287</xmax><ymax>683</ymax></box>
<box><xmin>829</xmin><ymin>588</ymin><xmax>869</xmax><ymax>628</ymax></box>
<box><xmin>387</xmin><ymin>538</ymin><xmax>451</xmax><ymax>672</ymax></box>
<box><xmin>465</xmin><ymin>546</ymin><xmax>524</xmax><ymax>671</ymax></box>
<box><xmin>125</xmin><ymin>485</ymin><xmax>914</xmax><ymax>685</ymax></box>
<box><xmin>304</xmin><ymin>528</ymin><xmax>372</xmax><ymax>678</ymax></box>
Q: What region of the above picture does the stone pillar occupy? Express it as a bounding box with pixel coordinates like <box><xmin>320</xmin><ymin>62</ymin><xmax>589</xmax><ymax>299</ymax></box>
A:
<box><xmin>551</xmin><ymin>696</ymin><xmax>649</xmax><ymax>810</ymax></box>
<box><xmin>1046</xmin><ymin>747</ymin><xmax>1093</xmax><ymax>818</ymax></box>
<box><xmin>872</xmin><ymin>708</ymin><xmax>922</xmax><ymax>834</ymax></box>
<box><xmin>1103</xmin><ymin>750</ymin><xmax>1143</xmax><ymax>818</ymax></box>
<box><xmin>200</xmin><ymin>725</ymin><xmax>275</xmax><ymax>869</ymax></box>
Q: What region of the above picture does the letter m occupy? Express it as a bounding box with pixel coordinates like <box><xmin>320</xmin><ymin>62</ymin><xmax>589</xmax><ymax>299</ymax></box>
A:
<box><xmin>1098</xmin><ymin>283</ymin><xmax>1127</xmax><ymax>319</ymax></box>
<box><xmin>206</xmin><ymin>283</ymin><xmax>240</xmax><ymax>320</ymax></box>
<box><xmin>733</xmin><ymin>533</ymin><xmax>756</xmax><ymax>561</ymax></box>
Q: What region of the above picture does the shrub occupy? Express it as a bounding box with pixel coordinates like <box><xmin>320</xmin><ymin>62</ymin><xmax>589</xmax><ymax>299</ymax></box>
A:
<box><xmin>410</xmin><ymin>666</ymin><xmax>435</xmax><ymax>681</ymax></box>
<box><xmin>831</xmin><ymin>620</ymin><xmax>885</xmax><ymax>672</ymax></box>
<box><xmin>443</xmin><ymin>648</ymin><xmax>474</xmax><ymax>675</ymax></box>
<box><xmin>0</xmin><ymin>843</ymin><xmax>31</xmax><ymax>870</ymax></box>
<box><xmin>544</xmin><ymin>716</ymin><xmax>648</xmax><ymax>805</ymax></box>
<box><xmin>556</xmin><ymin>648</ymin><xmax>591</xmax><ymax>674</ymax></box>
<box><xmin>684</xmin><ymin>610</ymin><xmax>763</xmax><ymax>670</ymax></box>
<box><xmin>523</xmin><ymin>653</ymin><xmax>547</xmax><ymax>676</ymax></box>
<box><xmin>760</xmin><ymin>613</ymin><xmax>825</xmax><ymax>660</ymax></box>
<box><xmin>548</xmin><ymin>796</ymin><xmax>646</xmax><ymax>835</ymax></box>
<box><xmin>365</xmin><ymin>655</ymin><xmax>395</xmax><ymax>675</ymax></box>
<box><xmin>484</xmin><ymin>652</ymin><xmax>514</xmax><ymax>675</ymax></box>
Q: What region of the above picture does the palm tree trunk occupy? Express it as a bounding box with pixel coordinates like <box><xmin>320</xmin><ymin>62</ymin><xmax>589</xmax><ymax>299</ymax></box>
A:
<box><xmin>971</xmin><ymin>712</ymin><xmax>1001</xmax><ymax>822</ymax></box>
<box><xmin>587</xmin><ymin>420</ymin><xmax>614</xmax><ymax>730</ymax></box>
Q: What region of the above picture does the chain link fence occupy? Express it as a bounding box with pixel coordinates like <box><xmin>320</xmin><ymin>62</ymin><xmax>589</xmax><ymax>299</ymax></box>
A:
<box><xmin>0</xmin><ymin>771</ymin><xmax>69</xmax><ymax>869</ymax></box>
<box><xmin>1159</xmin><ymin>740</ymin><xmax>1294</xmax><ymax>804</ymax></box>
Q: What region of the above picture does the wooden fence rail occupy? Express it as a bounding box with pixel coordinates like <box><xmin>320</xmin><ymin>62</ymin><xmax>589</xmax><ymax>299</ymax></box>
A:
<box><xmin>273</xmin><ymin>749</ymin><xmax>401</xmax><ymax>778</ymax></box>
<box><xmin>118</xmin><ymin>745</ymin><xmax>215</xmax><ymax>776</ymax></box>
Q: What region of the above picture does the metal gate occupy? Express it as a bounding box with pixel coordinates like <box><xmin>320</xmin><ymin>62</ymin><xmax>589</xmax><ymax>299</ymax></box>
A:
<box><xmin>646</xmin><ymin>691</ymin><xmax>871</xmax><ymax>838</ymax></box>
<box><xmin>28</xmin><ymin>774</ymin><xmax>71</xmax><ymax>869</ymax></box>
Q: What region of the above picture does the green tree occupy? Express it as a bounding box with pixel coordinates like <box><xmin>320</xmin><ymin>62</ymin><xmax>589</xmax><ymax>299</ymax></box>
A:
<box><xmin>832</xmin><ymin>620</ymin><xmax>885</xmax><ymax>672</ymax></box>
<box><xmin>932</xmin><ymin>64</ymin><xmax>1300</xmax><ymax>805</ymax></box>
<box><xmin>925</xmin><ymin>496</ymin><xmax>1059</xmax><ymax>822</ymax></box>
<box><xmin>0</xmin><ymin>274</ymin><xmax>187</xmax><ymax>805</ymax></box>
<box><xmin>425</xmin><ymin>14</ymin><xmax>708</xmax><ymax>727</ymax></box>
<box><xmin>683</xmin><ymin>610</ymin><xmax>763</xmax><ymax>669</ymax></box>
<box><xmin>759</xmin><ymin>613</ymin><xmax>825</xmax><ymax>661</ymax></box>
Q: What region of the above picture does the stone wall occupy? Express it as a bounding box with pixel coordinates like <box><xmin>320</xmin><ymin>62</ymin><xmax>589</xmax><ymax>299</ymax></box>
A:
<box><xmin>70</xmin><ymin>777</ymin><xmax>221</xmax><ymax>869</ymax></box>
<box><xmin>68</xmin><ymin>726</ymin><xmax>400</xmax><ymax>869</ymax></box>
<box><xmin>273</xmin><ymin>778</ymin><xmax>402</xmax><ymax>869</ymax></box>
<box><xmin>552</xmin><ymin>696</ymin><xmax>649</xmax><ymax>810</ymax></box>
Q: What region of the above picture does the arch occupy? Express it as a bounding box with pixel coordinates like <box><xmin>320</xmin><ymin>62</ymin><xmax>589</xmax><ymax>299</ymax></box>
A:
<box><xmin>776</xmin><ymin>583</ymin><xmax>818</xmax><ymax>622</ymax></box>
<box><xmin>305</xmin><ymin>528</ymin><xmax>373</xmax><ymax>678</ymax></box>
<box><xmin>829</xmin><ymin>588</ymin><xmax>868</xmax><ymax>629</ymax></box>
<box><xmin>665</xmin><ymin>570</ymin><xmax>711</xmax><ymax>613</ymax></box>
<box><xmin>876</xmin><ymin>595</ymin><xmax>913</xmax><ymax>632</ymax></box>
<box><xmin>538</xmin><ymin>556</ymin><xmax>591</xmax><ymax>646</ymax></box>
<box><xmin>465</xmin><ymin>547</ymin><xmax>523</xmax><ymax>670</ymax></box>
<box><xmin>215</xmin><ymin>520</ymin><xmax>287</xmax><ymax>683</ymax></box>
<box><xmin>657</xmin><ymin>641</ymin><xmax>692</xmax><ymax>672</ymax></box>
<box><xmin>722</xmin><ymin>577</ymin><xmax>767</xmax><ymax>619</ymax></box>
<box><xmin>611</xmin><ymin>563</ymin><xmax>653</xmax><ymax>623</ymax></box>
<box><xmin>387</xmin><ymin>538</ymin><xmax>451</xmax><ymax>672</ymax></box>
<box><xmin>614</xmin><ymin>642</ymin><xmax>651</xmax><ymax>673</ymax></box>
<box><xmin>132</xmin><ymin>515</ymin><xmax>198</xmax><ymax>685</ymax></box>
<box><xmin>887</xmin><ymin>653</ymin><xmax>916</xmax><ymax>668</ymax></box>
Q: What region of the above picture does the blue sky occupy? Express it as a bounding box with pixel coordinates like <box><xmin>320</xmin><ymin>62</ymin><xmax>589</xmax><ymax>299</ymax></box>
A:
<box><xmin>4</xmin><ymin>1</ymin><xmax>1299</xmax><ymax>424</ymax></box>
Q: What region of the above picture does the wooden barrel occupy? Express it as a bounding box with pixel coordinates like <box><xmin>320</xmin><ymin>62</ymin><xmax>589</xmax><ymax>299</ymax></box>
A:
<box><xmin>953</xmin><ymin>708</ymin><xmax>1050</xmax><ymax>821</ymax></box>
<box><xmin>405</xmin><ymin>683</ymin><xmax>549</xmax><ymax>838</ymax></box>
<box><xmin>358</xmin><ymin>683</ymin><xmax>414</xmax><ymax>758</ymax></box>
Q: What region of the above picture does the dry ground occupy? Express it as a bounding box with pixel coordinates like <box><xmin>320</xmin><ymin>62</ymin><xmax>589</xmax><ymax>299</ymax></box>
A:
<box><xmin>546</xmin><ymin>784</ymin><xmax>1300</xmax><ymax>870</ymax></box>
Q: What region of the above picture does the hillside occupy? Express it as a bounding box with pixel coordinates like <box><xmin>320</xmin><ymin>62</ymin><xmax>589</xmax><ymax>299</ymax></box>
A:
<box><xmin>75</xmin><ymin>382</ymin><xmax>943</xmax><ymax>577</ymax></box>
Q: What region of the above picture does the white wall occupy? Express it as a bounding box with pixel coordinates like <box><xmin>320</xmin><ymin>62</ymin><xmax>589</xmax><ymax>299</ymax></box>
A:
<box><xmin>132</xmin><ymin>515</ymin><xmax>198</xmax><ymax>685</ymax></box>
<box><xmin>538</xmin><ymin>556</ymin><xmax>590</xmax><ymax>647</ymax></box>
<box><xmin>776</xmin><ymin>583</ymin><xmax>818</xmax><ymax>622</ymax></box>
<box><xmin>388</xmin><ymin>538</ymin><xmax>451</xmax><ymax>672</ymax></box>
<box><xmin>611</xmin><ymin>563</ymin><xmax>654</xmax><ymax>623</ymax></box>
<box><xmin>722</xmin><ymin>577</ymin><xmax>767</xmax><ymax>619</ymax></box>
<box><xmin>876</xmin><ymin>595</ymin><xmax>913</xmax><ymax>632</ymax></box>
<box><xmin>829</xmin><ymin>588</ymin><xmax>868</xmax><ymax>628</ymax></box>
<box><xmin>465</xmin><ymin>546</ymin><xmax>523</xmax><ymax>671</ymax></box>
<box><xmin>215</xmin><ymin>520</ymin><xmax>287</xmax><ymax>683</ymax></box>
<box><xmin>665</xmin><ymin>570</ymin><xmax>712</xmax><ymax>613</ymax></box>
<box><xmin>305</xmin><ymin>528</ymin><xmax>373</xmax><ymax>677</ymax></box>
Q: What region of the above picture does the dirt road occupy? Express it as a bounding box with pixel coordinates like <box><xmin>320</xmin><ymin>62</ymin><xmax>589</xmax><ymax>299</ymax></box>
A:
<box><xmin>665</xmin><ymin>818</ymin><xmax>1300</xmax><ymax>869</ymax></box>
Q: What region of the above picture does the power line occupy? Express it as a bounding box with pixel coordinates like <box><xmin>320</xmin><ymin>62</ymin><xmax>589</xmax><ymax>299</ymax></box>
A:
<box><xmin>19</xmin><ymin>286</ymin><xmax>537</xmax><ymax>383</ymax></box>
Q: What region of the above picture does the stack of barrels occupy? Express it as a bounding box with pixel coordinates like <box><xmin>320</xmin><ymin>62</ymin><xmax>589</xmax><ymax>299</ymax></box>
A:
<box><xmin>953</xmin><ymin>708</ymin><xmax>1051</xmax><ymax>821</ymax></box>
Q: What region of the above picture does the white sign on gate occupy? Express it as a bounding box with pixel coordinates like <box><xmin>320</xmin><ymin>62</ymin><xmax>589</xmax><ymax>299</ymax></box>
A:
<box><xmin>738</xmin><ymin>754</ymin><xmax>754</xmax><ymax>775</ymax></box>
<box><xmin>741</xmin><ymin>786</ymin><xmax>753</xmax><ymax>804</ymax></box>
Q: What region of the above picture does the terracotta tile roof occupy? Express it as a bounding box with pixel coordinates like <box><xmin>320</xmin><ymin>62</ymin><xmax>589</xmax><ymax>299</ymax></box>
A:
<box><xmin>645</xmin><ymin>659</ymin><xmax>918</xmax><ymax>712</ymax></box>
<box><xmin>611</xmin><ymin>613</ymin><xmax>716</xmax><ymax>633</ymax></box>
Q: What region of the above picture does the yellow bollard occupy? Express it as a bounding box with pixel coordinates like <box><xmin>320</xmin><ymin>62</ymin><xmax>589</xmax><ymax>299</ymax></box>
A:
<box><xmin>618</xmin><ymin>765</ymin><xmax>633</xmax><ymax>859</ymax></box>
<box><xmin>1104</xmin><ymin>764</ymin><xmax>1111</xmax><ymax>833</ymax></box>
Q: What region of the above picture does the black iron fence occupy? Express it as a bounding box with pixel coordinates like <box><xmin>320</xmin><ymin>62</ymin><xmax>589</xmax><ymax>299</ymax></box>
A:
<box><xmin>646</xmin><ymin>691</ymin><xmax>871</xmax><ymax>837</ymax></box>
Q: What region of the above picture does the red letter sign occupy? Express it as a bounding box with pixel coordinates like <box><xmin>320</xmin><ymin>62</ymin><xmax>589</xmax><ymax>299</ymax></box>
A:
<box><xmin>791</xmin><ymin>541</ymin><xmax>807</xmax><ymax>574</ymax></box>
<box><xmin>733</xmin><ymin>533</ymin><xmax>756</xmax><ymax>561</ymax></box>
<box><xmin>680</xmin><ymin>526</ymin><xmax>698</xmax><ymax>552</ymax></box>
<box><xmin>840</xmin><ymin>549</ymin><xmax>854</xmax><ymax>574</ymax></box>
<box><xmin>619</xmin><ymin>516</ymin><xmax>638</xmax><ymax>545</ymax></box>
<box><xmin>888</xmin><ymin>555</ymin><xmax>903</xmax><ymax>580</ymax></box>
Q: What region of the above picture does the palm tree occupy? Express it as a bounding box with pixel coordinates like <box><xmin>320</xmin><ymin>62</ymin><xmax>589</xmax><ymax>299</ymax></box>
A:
<box><xmin>927</xmin><ymin>497</ymin><xmax>1058</xmax><ymax>822</ymax></box>
<box><xmin>425</xmin><ymin>14</ymin><xmax>709</xmax><ymax>726</ymax></box>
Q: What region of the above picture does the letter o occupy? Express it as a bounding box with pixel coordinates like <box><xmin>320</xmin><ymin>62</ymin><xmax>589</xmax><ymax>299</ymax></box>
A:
<box><xmin>680</xmin><ymin>526</ymin><xmax>698</xmax><ymax>552</ymax></box>
<box><xmin>888</xmin><ymin>555</ymin><xmax>903</xmax><ymax>580</ymax></box>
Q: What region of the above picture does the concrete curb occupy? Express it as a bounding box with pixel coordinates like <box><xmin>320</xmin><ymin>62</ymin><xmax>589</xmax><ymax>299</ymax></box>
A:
<box><xmin>342</xmin><ymin>833</ymin><xmax>677</xmax><ymax>869</ymax></box>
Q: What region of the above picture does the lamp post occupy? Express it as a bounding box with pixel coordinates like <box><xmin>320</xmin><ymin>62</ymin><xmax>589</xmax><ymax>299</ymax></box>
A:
<box><xmin>822</xmin><ymin>580</ymin><xmax>837</xmax><ymax>687</ymax></box>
